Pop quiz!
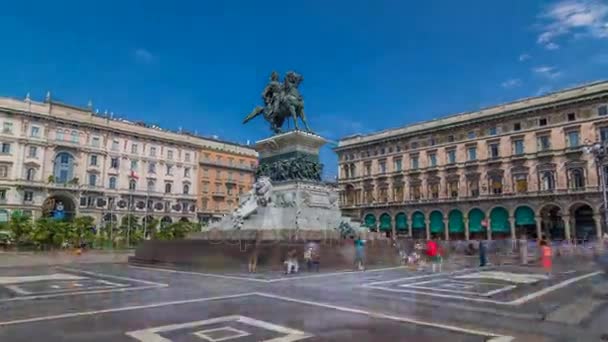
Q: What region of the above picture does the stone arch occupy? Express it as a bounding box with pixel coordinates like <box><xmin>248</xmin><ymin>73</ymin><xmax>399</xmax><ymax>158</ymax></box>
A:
<box><xmin>363</xmin><ymin>213</ymin><xmax>376</xmax><ymax>230</ymax></box>
<box><xmin>379</xmin><ymin>213</ymin><xmax>392</xmax><ymax>235</ymax></box>
<box><xmin>514</xmin><ymin>205</ymin><xmax>536</xmax><ymax>239</ymax></box>
<box><xmin>429</xmin><ymin>210</ymin><xmax>444</xmax><ymax>238</ymax></box>
<box><xmin>448</xmin><ymin>209</ymin><xmax>465</xmax><ymax>239</ymax></box>
<box><xmin>539</xmin><ymin>203</ymin><xmax>564</xmax><ymax>241</ymax></box>
<box><xmin>569</xmin><ymin>202</ymin><xmax>596</xmax><ymax>242</ymax></box>
<box><xmin>179</xmin><ymin>217</ymin><xmax>190</xmax><ymax>223</ymax></box>
<box><xmin>395</xmin><ymin>212</ymin><xmax>408</xmax><ymax>233</ymax></box>
<box><xmin>160</xmin><ymin>216</ymin><xmax>172</xmax><ymax>228</ymax></box>
<box><xmin>411</xmin><ymin>211</ymin><xmax>426</xmax><ymax>239</ymax></box>
<box><xmin>42</xmin><ymin>192</ymin><xmax>77</xmax><ymax>221</ymax></box>
<box><xmin>468</xmin><ymin>208</ymin><xmax>486</xmax><ymax>240</ymax></box>
<box><xmin>489</xmin><ymin>207</ymin><xmax>510</xmax><ymax>239</ymax></box>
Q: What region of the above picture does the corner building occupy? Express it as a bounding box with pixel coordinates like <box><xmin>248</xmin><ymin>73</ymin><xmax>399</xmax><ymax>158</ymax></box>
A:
<box><xmin>0</xmin><ymin>94</ymin><xmax>256</xmax><ymax>227</ymax></box>
<box><xmin>336</xmin><ymin>81</ymin><xmax>608</xmax><ymax>241</ymax></box>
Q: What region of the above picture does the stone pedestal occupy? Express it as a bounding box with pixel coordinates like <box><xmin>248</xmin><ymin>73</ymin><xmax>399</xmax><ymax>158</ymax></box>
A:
<box><xmin>193</xmin><ymin>130</ymin><xmax>363</xmax><ymax>238</ymax></box>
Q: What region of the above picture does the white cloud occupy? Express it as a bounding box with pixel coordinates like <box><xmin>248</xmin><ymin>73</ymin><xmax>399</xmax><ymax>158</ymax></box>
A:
<box><xmin>501</xmin><ymin>78</ymin><xmax>523</xmax><ymax>89</ymax></box>
<box><xmin>537</xmin><ymin>0</ymin><xmax>608</xmax><ymax>48</ymax></box>
<box><xmin>536</xmin><ymin>86</ymin><xmax>552</xmax><ymax>96</ymax></box>
<box><xmin>134</xmin><ymin>48</ymin><xmax>156</xmax><ymax>64</ymax></box>
<box><xmin>533</xmin><ymin>66</ymin><xmax>562</xmax><ymax>79</ymax></box>
<box><xmin>518</xmin><ymin>53</ymin><xmax>531</xmax><ymax>62</ymax></box>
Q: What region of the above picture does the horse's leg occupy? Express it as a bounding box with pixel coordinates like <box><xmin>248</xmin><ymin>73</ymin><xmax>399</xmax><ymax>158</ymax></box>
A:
<box><xmin>290</xmin><ymin>106</ymin><xmax>300</xmax><ymax>131</ymax></box>
<box><xmin>299</xmin><ymin>107</ymin><xmax>312</xmax><ymax>132</ymax></box>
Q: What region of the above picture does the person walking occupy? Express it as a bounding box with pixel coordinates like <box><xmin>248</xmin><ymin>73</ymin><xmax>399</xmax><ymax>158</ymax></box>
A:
<box><xmin>426</xmin><ymin>238</ymin><xmax>440</xmax><ymax>273</ymax></box>
<box><xmin>284</xmin><ymin>248</ymin><xmax>299</xmax><ymax>274</ymax></box>
<box><xmin>540</xmin><ymin>240</ymin><xmax>553</xmax><ymax>277</ymax></box>
<box><xmin>354</xmin><ymin>236</ymin><xmax>366</xmax><ymax>271</ymax></box>
<box><xmin>519</xmin><ymin>234</ymin><xmax>528</xmax><ymax>265</ymax></box>
<box><xmin>304</xmin><ymin>247</ymin><xmax>313</xmax><ymax>272</ymax></box>
<box><xmin>479</xmin><ymin>240</ymin><xmax>487</xmax><ymax>267</ymax></box>
<box><xmin>311</xmin><ymin>247</ymin><xmax>320</xmax><ymax>272</ymax></box>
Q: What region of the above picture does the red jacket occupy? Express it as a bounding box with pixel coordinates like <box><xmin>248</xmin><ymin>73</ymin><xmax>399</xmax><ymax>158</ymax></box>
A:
<box><xmin>426</xmin><ymin>241</ymin><xmax>438</xmax><ymax>257</ymax></box>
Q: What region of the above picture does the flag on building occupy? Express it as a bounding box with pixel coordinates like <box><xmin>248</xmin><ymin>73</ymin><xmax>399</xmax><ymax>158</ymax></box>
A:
<box><xmin>130</xmin><ymin>170</ymin><xmax>139</xmax><ymax>179</ymax></box>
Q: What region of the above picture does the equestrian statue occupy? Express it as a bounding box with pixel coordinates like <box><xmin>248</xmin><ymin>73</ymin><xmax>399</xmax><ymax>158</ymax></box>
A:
<box><xmin>243</xmin><ymin>71</ymin><xmax>312</xmax><ymax>134</ymax></box>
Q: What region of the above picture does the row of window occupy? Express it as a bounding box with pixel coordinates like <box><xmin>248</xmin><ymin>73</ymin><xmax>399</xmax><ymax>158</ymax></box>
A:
<box><xmin>200</xmin><ymin>183</ymin><xmax>244</xmax><ymax>195</ymax></box>
<box><xmin>346</xmin><ymin>169</ymin><xmax>587</xmax><ymax>204</ymax></box>
<box><xmin>201</xmin><ymin>168</ymin><xmax>251</xmax><ymax>182</ymax></box>
<box><xmin>97</xmin><ymin>156</ymin><xmax>191</xmax><ymax>177</ymax></box>
<box><xmin>342</xmin><ymin>131</ymin><xmax>583</xmax><ymax>178</ymax></box>
<box><xmin>342</xmin><ymin>106</ymin><xmax>608</xmax><ymax>162</ymax></box>
<box><xmin>201</xmin><ymin>153</ymin><xmax>255</xmax><ymax>169</ymax></box>
<box><xmin>108</xmin><ymin>177</ymin><xmax>191</xmax><ymax>194</ymax></box>
<box><xmin>2</xmin><ymin>121</ymin><xmax>201</xmax><ymax>163</ymax></box>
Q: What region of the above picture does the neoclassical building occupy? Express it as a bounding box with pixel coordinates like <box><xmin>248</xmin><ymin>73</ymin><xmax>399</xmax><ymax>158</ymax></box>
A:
<box><xmin>336</xmin><ymin>81</ymin><xmax>608</xmax><ymax>242</ymax></box>
<box><xmin>0</xmin><ymin>93</ymin><xmax>256</xmax><ymax>228</ymax></box>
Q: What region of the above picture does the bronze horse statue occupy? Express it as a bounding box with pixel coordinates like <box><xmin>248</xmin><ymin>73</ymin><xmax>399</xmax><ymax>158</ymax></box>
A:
<box><xmin>243</xmin><ymin>71</ymin><xmax>312</xmax><ymax>134</ymax></box>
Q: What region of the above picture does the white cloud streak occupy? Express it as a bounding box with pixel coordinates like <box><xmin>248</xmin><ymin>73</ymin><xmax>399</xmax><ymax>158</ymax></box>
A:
<box><xmin>501</xmin><ymin>78</ymin><xmax>523</xmax><ymax>89</ymax></box>
<box><xmin>134</xmin><ymin>48</ymin><xmax>156</xmax><ymax>64</ymax></box>
<box><xmin>518</xmin><ymin>53</ymin><xmax>531</xmax><ymax>62</ymax></box>
<box><xmin>533</xmin><ymin>66</ymin><xmax>562</xmax><ymax>79</ymax></box>
<box><xmin>537</xmin><ymin>0</ymin><xmax>608</xmax><ymax>49</ymax></box>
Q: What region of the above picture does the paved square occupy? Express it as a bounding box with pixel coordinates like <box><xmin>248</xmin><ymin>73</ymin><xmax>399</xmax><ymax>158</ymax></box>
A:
<box><xmin>398</xmin><ymin>279</ymin><xmax>516</xmax><ymax>297</ymax></box>
<box><xmin>0</xmin><ymin>267</ymin><xmax>167</xmax><ymax>302</ymax></box>
<box><xmin>0</xmin><ymin>292</ymin><xmax>510</xmax><ymax>341</ymax></box>
<box><xmin>363</xmin><ymin>266</ymin><xmax>603</xmax><ymax>305</ymax></box>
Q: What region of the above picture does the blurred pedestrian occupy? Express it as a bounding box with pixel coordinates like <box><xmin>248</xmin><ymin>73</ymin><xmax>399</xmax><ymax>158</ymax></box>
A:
<box><xmin>479</xmin><ymin>240</ymin><xmax>487</xmax><ymax>267</ymax></box>
<box><xmin>519</xmin><ymin>234</ymin><xmax>528</xmax><ymax>265</ymax></box>
<box><xmin>304</xmin><ymin>247</ymin><xmax>313</xmax><ymax>271</ymax></box>
<box><xmin>354</xmin><ymin>236</ymin><xmax>366</xmax><ymax>271</ymax></box>
<box><xmin>426</xmin><ymin>238</ymin><xmax>440</xmax><ymax>273</ymax></box>
<box><xmin>540</xmin><ymin>240</ymin><xmax>552</xmax><ymax>277</ymax></box>
<box><xmin>284</xmin><ymin>248</ymin><xmax>299</xmax><ymax>274</ymax></box>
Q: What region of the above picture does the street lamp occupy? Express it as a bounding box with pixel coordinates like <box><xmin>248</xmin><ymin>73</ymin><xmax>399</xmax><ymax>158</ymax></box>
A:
<box><xmin>583</xmin><ymin>140</ymin><xmax>608</xmax><ymax>247</ymax></box>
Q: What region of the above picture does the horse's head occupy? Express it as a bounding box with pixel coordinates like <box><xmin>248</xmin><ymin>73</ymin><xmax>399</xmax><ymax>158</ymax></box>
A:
<box><xmin>285</xmin><ymin>71</ymin><xmax>303</xmax><ymax>87</ymax></box>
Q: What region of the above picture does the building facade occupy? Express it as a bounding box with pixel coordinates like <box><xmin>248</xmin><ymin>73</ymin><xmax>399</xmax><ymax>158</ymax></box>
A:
<box><xmin>336</xmin><ymin>81</ymin><xmax>608</xmax><ymax>242</ymax></box>
<box><xmin>0</xmin><ymin>94</ymin><xmax>257</xmax><ymax>228</ymax></box>
<box><xmin>197</xmin><ymin>145</ymin><xmax>257</xmax><ymax>225</ymax></box>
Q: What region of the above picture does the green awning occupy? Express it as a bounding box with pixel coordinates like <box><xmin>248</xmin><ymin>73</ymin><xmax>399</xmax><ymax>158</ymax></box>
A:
<box><xmin>364</xmin><ymin>214</ymin><xmax>376</xmax><ymax>229</ymax></box>
<box><xmin>468</xmin><ymin>209</ymin><xmax>485</xmax><ymax>232</ymax></box>
<box><xmin>395</xmin><ymin>213</ymin><xmax>408</xmax><ymax>231</ymax></box>
<box><xmin>429</xmin><ymin>211</ymin><xmax>444</xmax><ymax>233</ymax></box>
<box><xmin>448</xmin><ymin>210</ymin><xmax>464</xmax><ymax>232</ymax></box>
<box><xmin>490</xmin><ymin>207</ymin><xmax>510</xmax><ymax>232</ymax></box>
<box><xmin>412</xmin><ymin>212</ymin><xmax>425</xmax><ymax>229</ymax></box>
<box><xmin>379</xmin><ymin>214</ymin><xmax>391</xmax><ymax>231</ymax></box>
<box><xmin>514</xmin><ymin>206</ymin><xmax>535</xmax><ymax>226</ymax></box>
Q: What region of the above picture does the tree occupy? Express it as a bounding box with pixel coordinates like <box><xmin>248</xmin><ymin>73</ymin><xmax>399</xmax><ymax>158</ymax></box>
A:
<box><xmin>142</xmin><ymin>217</ymin><xmax>159</xmax><ymax>240</ymax></box>
<box><xmin>72</xmin><ymin>216</ymin><xmax>96</xmax><ymax>247</ymax></box>
<box><xmin>8</xmin><ymin>211</ymin><xmax>33</xmax><ymax>245</ymax></box>
<box><xmin>30</xmin><ymin>218</ymin><xmax>70</xmax><ymax>250</ymax></box>
<box><xmin>119</xmin><ymin>214</ymin><xmax>142</xmax><ymax>247</ymax></box>
<box><xmin>157</xmin><ymin>221</ymin><xmax>194</xmax><ymax>240</ymax></box>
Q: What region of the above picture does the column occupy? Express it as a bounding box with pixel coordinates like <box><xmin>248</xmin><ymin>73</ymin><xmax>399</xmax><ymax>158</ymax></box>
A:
<box><xmin>593</xmin><ymin>214</ymin><xmax>603</xmax><ymax>243</ymax></box>
<box><xmin>425</xmin><ymin>218</ymin><xmax>430</xmax><ymax>240</ymax></box>
<box><xmin>408</xmin><ymin>223</ymin><xmax>412</xmax><ymax>238</ymax></box>
<box><xmin>487</xmin><ymin>216</ymin><xmax>492</xmax><ymax>241</ymax></box>
<box><xmin>535</xmin><ymin>215</ymin><xmax>542</xmax><ymax>241</ymax></box>
<box><xmin>562</xmin><ymin>214</ymin><xmax>571</xmax><ymax>242</ymax></box>
<box><xmin>464</xmin><ymin>218</ymin><xmax>469</xmax><ymax>241</ymax></box>
<box><xmin>508</xmin><ymin>215</ymin><xmax>516</xmax><ymax>251</ymax></box>
<box><xmin>509</xmin><ymin>215</ymin><xmax>516</xmax><ymax>241</ymax></box>
<box><xmin>443</xmin><ymin>218</ymin><xmax>449</xmax><ymax>241</ymax></box>
<box><xmin>391</xmin><ymin>216</ymin><xmax>396</xmax><ymax>241</ymax></box>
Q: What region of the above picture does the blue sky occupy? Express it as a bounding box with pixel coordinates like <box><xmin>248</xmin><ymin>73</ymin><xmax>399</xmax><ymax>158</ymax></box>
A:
<box><xmin>2</xmin><ymin>0</ymin><xmax>608</xmax><ymax>178</ymax></box>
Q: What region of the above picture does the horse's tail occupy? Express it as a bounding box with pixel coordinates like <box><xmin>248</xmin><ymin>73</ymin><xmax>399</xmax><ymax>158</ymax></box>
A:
<box><xmin>243</xmin><ymin>106</ymin><xmax>264</xmax><ymax>124</ymax></box>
